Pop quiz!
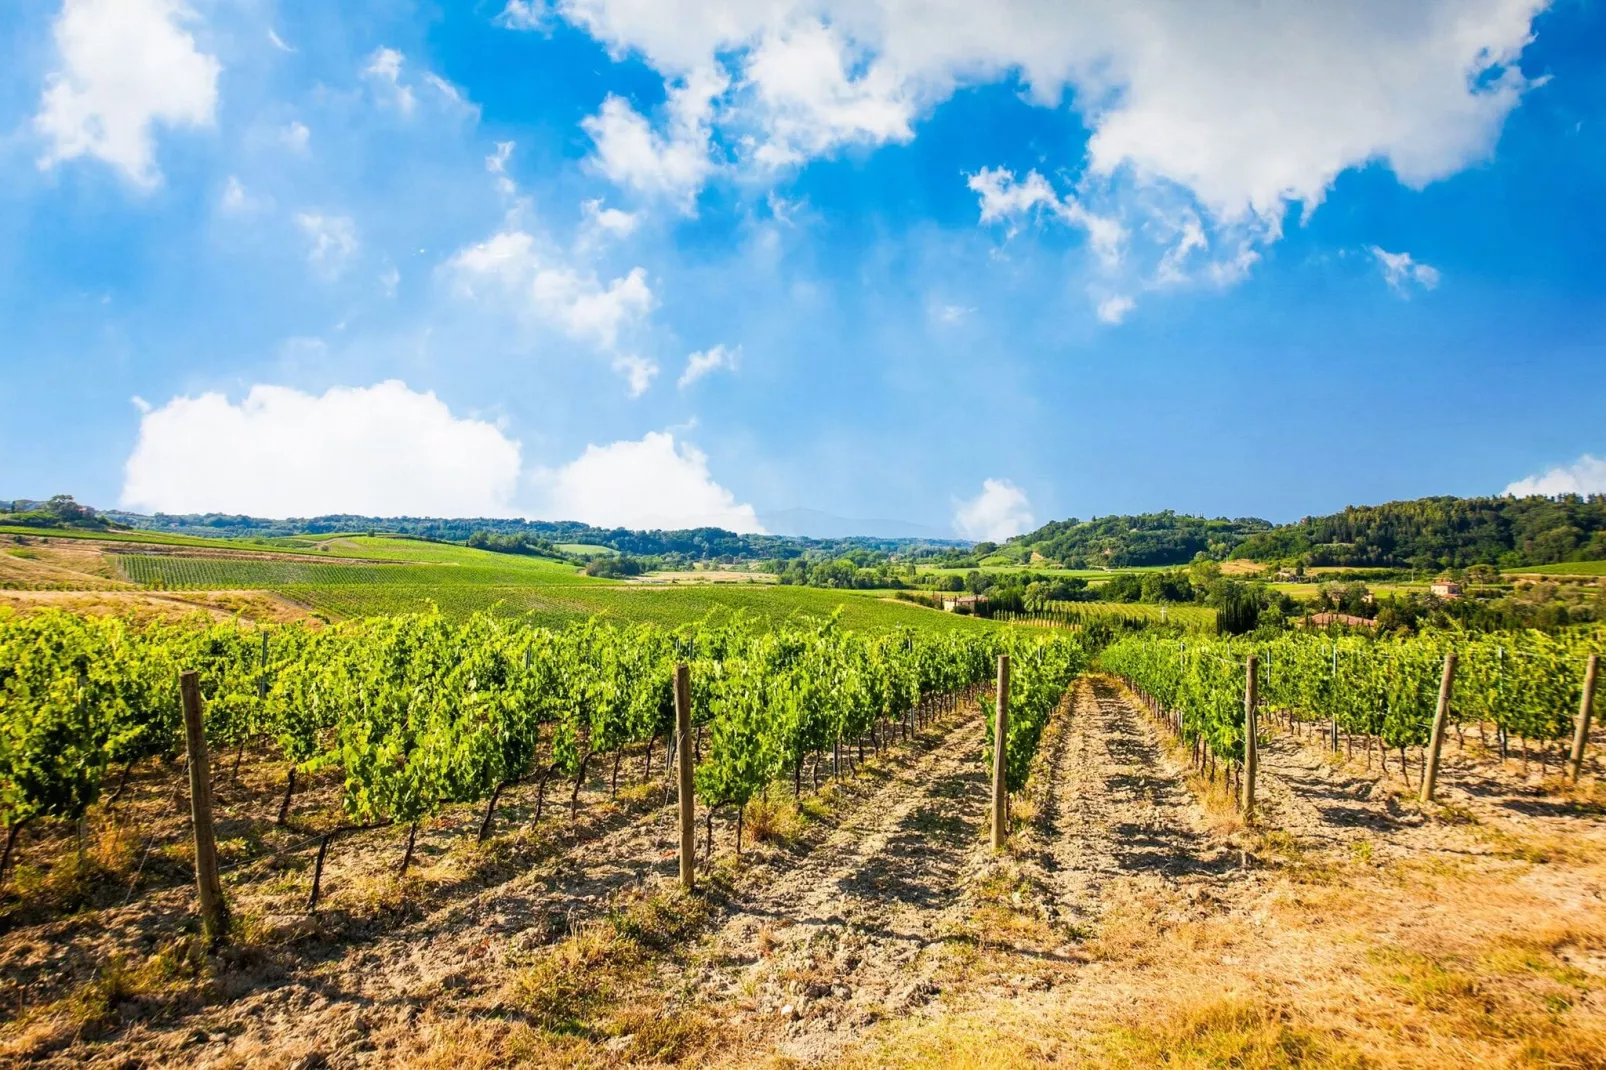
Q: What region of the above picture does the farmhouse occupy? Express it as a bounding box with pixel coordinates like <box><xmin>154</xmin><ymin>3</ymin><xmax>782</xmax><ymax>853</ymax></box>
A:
<box><xmin>941</xmin><ymin>594</ymin><xmax>989</xmax><ymax>612</ymax></box>
<box><xmin>1430</xmin><ymin>579</ymin><xmax>1463</xmax><ymax>598</ymax></box>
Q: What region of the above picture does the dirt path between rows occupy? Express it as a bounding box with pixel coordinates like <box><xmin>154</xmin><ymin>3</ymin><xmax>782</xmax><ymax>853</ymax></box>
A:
<box><xmin>1028</xmin><ymin>678</ymin><xmax>1241</xmax><ymax>933</ymax></box>
<box><xmin>660</xmin><ymin>706</ymin><xmax>995</xmax><ymax>1065</ymax></box>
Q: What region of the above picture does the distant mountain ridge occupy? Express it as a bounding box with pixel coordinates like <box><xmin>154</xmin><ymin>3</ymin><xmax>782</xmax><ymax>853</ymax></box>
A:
<box><xmin>757</xmin><ymin>508</ymin><xmax>947</xmax><ymax>540</ymax></box>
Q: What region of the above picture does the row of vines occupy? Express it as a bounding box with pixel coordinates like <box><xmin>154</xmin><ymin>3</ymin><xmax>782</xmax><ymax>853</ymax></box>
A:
<box><xmin>1102</xmin><ymin>629</ymin><xmax>1600</xmax><ymax>783</ymax></box>
<box><xmin>0</xmin><ymin>608</ymin><xmax>1089</xmax><ymax>884</ymax></box>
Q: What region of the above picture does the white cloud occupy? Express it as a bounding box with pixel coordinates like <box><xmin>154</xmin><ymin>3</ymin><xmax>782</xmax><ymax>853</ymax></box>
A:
<box><xmin>548</xmin><ymin>1</ymin><xmax>1545</xmax><ymax>291</ymax></box>
<box><xmin>34</xmin><ymin>0</ymin><xmax>220</xmax><ymax>189</ymax></box>
<box><xmin>612</xmin><ymin>354</ymin><xmax>660</xmax><ymax>397</ymax></box>
<box><xmin>220</xmin><ymin>175</ymin><xmax>270</xmax><ymax>213</ymax></box>
<box><xmin>581</xmin><ymin>67</ymin><xmax>727</xmax><ymax>209</ymax></box>
<box><xmin>497</xmin><ymin>1</ymin><xmax>550</xmax><ymax>30</ymax></box>
<box><xmin>678</xmin><ymin>343</ymin><xmax>739</xmax><ymax>387</ymax></box>
<box><xmin>486</xmin><ymin>140</ymin><xmax>516</xmax><ymax>194</ymax></box>
<box><xmin>446</xmin><ymin>229</ymin><xmax>654</xmax><ymax>348</ymax></box>
<box><xmin>1504</xmin><ymin>455</ymin><xmax>1606</xmax><ymax>497</ymax></box>
<box><xmin>580</xmin><ymin>198</ymin><xmax>642</xmax><ymax>242</ymax></box>
<box><xmin>932</xmin><ymin>304</ymin><xmax>973</xmax><ymax>325</ymax></box>
<box><xmin>296</xmin><ymin>213</ymin><xmax>359</xmax><ymax>278</ymax></box>
<box><xmin>363</xmin><ymin>47</ymin><xmax>416</xmax><ymax>114</ymax></box>
<box><xmin>1095</xmin><ymin>294</ymin><xmax>1135</xmax><ymax>324</ymax></box>
<box><xmin>559</xmin><ymin>1</ymin><xmax>1543</xmax><ymax>216</ymax></box>
<box><xmin>1369</xmin><ymin>245</ymin><xmax>1442</xmax><ymax>295</ymax></box>
<box><xmin>121</xmin><ymin>381</ymin><xmax>523</xmax><ymax>517</ymax></box>
<box><xmin>267</xmin><ymin>28</ymin><xmax>294</xmax><ymax>52</ymax></box>
<box><xmin>538</xmin><ymin>431</ymin><xmax>764</xmax><ymax>531</ymax></box>
<box><xmin>953</xmin><ymin>478</ymin><xmax>1035</xmax><ymax>542</ymax></box>
<box><xmin>968</xmin><ymin>167</ymin><xmax>1125</xmax><ymax>269</ymax></box>
<box><xmin>281</xmin><ymin>121</ymin><xmax>311</xmax><ymax>153</ymax></box>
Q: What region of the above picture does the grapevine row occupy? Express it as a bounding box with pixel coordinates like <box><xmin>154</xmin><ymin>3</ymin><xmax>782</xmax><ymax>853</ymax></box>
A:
<box><xmin>0</xmin><ymin>608</ymin><xmax>1088</xmax><ymax>884</ymax></box>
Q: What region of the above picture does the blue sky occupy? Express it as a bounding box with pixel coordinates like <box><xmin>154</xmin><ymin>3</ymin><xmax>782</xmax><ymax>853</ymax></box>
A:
<box><xmin>2</xmin><ymin>0</ymin><xmax>1604</xmax><ymax>539</ymax></box>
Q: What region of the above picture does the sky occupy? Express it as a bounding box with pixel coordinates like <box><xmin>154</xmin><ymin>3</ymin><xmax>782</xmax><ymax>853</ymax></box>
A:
<box><xmin>2</xmin><ymin>0</ymin><xmax>1604</xmax><ymax>540</ymax></box>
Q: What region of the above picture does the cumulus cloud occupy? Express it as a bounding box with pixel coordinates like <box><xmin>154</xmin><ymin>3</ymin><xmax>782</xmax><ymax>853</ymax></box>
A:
<box><xmin>121</xmin><ymin>381</ymin><xmax>523</xmax><ymax>517</ymax></box>
<box><xmin>953</xmin><ymin>478</ymin><xmax>1035</xmax><ymax>542</ymax></box>
<box><xmin>551</xmin><ymin>1</ymin><xmax>1543</xmax><ymax>218</ymax></box>
<box><xmin>1504</xmin><ymin>455</ymin><xmax>1606</xmax><ymax>497</ymax></box>
<box><xmin>296</xmin><ymin>213</ymin><xmax>359</xmax><ymax>278</ymax></box>
<box><xmin>580</xmin><ymin>198</ymin><xmax>642</xmax><ymax>243</ymax></box>
<box><xmin>446</xmin><ymin>229</ymin><xmax>654</xmax><ymax>350</ymax></box>
<box><xmin>363</xmin><ymin>47</ymin><xmax>415</xmax><ymax>114</ymax></box>
<box><xmin>612</xmin><ymin>354</ymin><xmax>660</xmax><ymax>397</ymax></box>
<box><xmin>678</xmin><ymin>344</ymin><xmax>739</xmax><ymax>387</ymax></box>
<box><xmin>581</xmin><ymin>67</ymin><xmax>727</xmax><ymax>209</ymax></box>
<box><xmin>968</xmin><ymin>166</ymin><xmax>1125</xmax><ymax>268</ymax></box>
<box><xmin>1095</xmin><ymin>294</ymin><xmax>1135</xmax><ymax>324</ymax></box>
<box><xmin>34</xmin><ymin>0</ymin><xmax>220</xmax><ymax>189</ymax></box>
<box><xmin>542</xmin><ymin>1</ymin><xmax>1544</xmax><ymax>301</ymax></box>
<box><xmin>537</xmin><ymin>431</ymin><xmax>764</xmax><ymax>531</ymax></box>
<box><xmin>1369</xmin><ymin>245</ymin><xmax>1441</xmax><ymax>295</ymax></box>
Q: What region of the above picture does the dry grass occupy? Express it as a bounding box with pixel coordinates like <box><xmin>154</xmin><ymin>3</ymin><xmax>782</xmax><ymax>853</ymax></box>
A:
<box><xmin>508</xmin><ymin>885</ymin><xmax>711</xmax><ymax>1032</ymax></box>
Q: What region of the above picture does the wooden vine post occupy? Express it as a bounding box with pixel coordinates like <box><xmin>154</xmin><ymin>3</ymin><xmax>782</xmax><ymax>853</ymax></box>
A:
<box><xmin>1241</xmin><ymin>655</ymin><xmax>1257</xmax><ymax>814</ymax></box>
<box><xmin>674</xmin><ymin>663</ymin><xmax>695</xmax><ymax>891</ymax></box>
<box><xmin>1569</xmin><ymin>653</ymin><xmax>1599</xmax><ymax>783</ymax></box>
<box><xmin>180</xmin><ymin>671</ymin><xmax>227</xmax><ymax>943</ymax></box>
<box><xmin>1420</xmin><ymin>651</ymin><xmax>1458</xmax><ymax>803</ymax></box>
<box><xmin>990</xmin><ymin>654</ymin><xmax>1010</xmax><ymax>851</ymax></box>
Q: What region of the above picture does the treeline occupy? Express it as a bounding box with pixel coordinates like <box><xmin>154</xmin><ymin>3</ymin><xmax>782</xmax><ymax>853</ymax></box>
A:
<box><xmin>1004</xmin><ymin>496</ymin><xmax>1606</xmax><ymax>570</ymax></box>
<box><xmin>89</xmin><ymin>507</ymin><xmax>963</xmax><ymax>563</ymax></box>
<box><xmin>1010</xmin><ymin>511</ymin><xmax>1272</xmax><ymax>568</ymax></box>
<box><xmin>1229</xmin><ymin>495</ymin><xmax>1606</xmax><ymax>568</ymax></box>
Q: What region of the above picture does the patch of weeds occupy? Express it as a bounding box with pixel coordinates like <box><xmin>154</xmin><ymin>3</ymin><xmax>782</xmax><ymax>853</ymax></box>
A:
<box><xmin>1349</xmin><ymin>838</ymin><xmax>1374</xmax><ymax>865</ymax></box>
<box><xmin>742</xmin><ymin>787</ymin><xmax>806</xmax><ymax>848</ymax></box>
<box><xmin>1094</xmin><ymin>997</ymin><xmax>1362</xmax><ymax>1069</ymax></box>
<box><xmin>1433</xmin><ymin>801</ymin><xmax>1480</xmax><ymax>826</ymax></box>
<box><xmin>609</xmin><ymin>1008</ymin><xmax>723</xmax><ymax>1064</ymax></box>
<box><xmin>509</xmin><ymin>886</ymin><xmax>711</xmax><ymax>1033</ymax></box>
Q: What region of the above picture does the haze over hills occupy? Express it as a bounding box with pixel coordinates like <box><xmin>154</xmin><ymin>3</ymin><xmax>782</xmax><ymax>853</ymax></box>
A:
<box><xmin>7</xmin><ymin>493</ymin><xmax>1604</xmax><ymax>570</ymax></box>
<box><xmin>756</xmin><ymin>508</ymin><xmax>947</xmax><ymax>540</ymax></box>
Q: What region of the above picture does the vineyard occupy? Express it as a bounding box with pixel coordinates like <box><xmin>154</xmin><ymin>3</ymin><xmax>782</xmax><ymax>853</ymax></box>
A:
<box><xmin>2</xmin><ymin>599</ymin><xmax>1603</xmax><ymax>1065</ymax></box>
<box><xmin>1102</xmin><ymin>628</ymin><xmax>1602</xmax><ymax>789</ymax></box>
<box><xmin>0</xmin><ymin>607</ymin><xmax>1086</xmax><ymax>891</ymax></box>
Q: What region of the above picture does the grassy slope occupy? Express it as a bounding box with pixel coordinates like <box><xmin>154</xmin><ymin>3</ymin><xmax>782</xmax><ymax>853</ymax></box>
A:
<box><xmin>87</xmin><ymin>533</ymin><xmax>1000</xmax><ymax>630</ymax></box>
<box><xmin>1504</xmin><ymin>560</ymin><xmax>1606</xmax><ymax>577</ymax></box>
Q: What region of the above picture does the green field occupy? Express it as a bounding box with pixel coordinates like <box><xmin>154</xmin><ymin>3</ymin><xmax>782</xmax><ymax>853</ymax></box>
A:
<box><xmin>1503</xmin><ymin>560</ymin><xmax>1606</xmax><ymax>577</ymax></box>
<box><xmin>279</xmin><ymin>582</ymin><xmax>1004</xmax><ymax>631</ymax></box>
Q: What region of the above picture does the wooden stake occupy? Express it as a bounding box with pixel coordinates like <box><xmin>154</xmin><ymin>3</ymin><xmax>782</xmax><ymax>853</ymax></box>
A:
<box><xmin>1241</xmin><ymin>656</ymin><xmax>1257</xmax><ymax>814</ymax></box>
<box><xmin>1420</xmin><ymin>651</ymin><xmax>1458</xmax><ymax>803</ymax></box>
<box><xmin>675</xmin><ymin>663</ymin><xmax>695</xmax><ymax>892</ymax></box>
<box><xmin>180</xmin><ymin>670</ymin><xmax>226</xmax><ymax>943</ymax></box>
<box><xmin>1569</xmin><ymin>653</ymin><xmax>1599</xmax><ymax>782</ymax></box>
<box><xmin>990</xmin><ymin>654</ymin><xmax>1010</xmax><ymax>851</ymax></box>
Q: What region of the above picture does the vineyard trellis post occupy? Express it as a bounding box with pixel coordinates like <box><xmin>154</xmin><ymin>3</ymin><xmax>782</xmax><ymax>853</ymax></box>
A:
<box><xmin>180</xmin><ymin>671</ymin><xmax>227</xmax><ymax>943</ymax></box>
<box><xmin>674</xmin><ymin>663</ymin><xmax>695</xmax><ymax>892</ymax></box>
<box><xmin>1420</xmin><ymin>651</ymin><xmax>1458</xmax><ymax>803</ymax></box>
<box><xmin>1241</xmin><ymin>655</ymin><xmax>1257</xmax><ymax>815</ymax></box>
<box><xmin>990</xmin><ymin>654</ymin><xmax>1010</xmax><ymax>851</ymax></box>
<box><xmin>1570</xmin><ymin>653</ymin><xmax>1599</xmax><ymax>783</ymax></box>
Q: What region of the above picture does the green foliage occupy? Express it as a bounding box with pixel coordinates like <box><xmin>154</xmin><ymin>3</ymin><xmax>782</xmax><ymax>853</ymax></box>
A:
<box><xmin>1230</xmin><ymin>495</ymin><xmax>1606</xmax><ymax>568</ymax></box>
<box><xmin>0</xmin><ymin>606</ymin><xmax>1086</xmax><ymax>849</ymax></box>
<box><xmin>1102</xmin><ymin>628</ymin><xmax>1601</xmax><ymax>768</ymax></box>
<box><xmin>1012</xmin><ymin>511</ymin><xmax>1273</xmax><ymax>568</ymax></box>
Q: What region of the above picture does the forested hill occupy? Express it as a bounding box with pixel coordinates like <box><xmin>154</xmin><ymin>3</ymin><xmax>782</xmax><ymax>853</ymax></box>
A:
<box><xmin>1010</xmin><ymin>496</ymin><xmax>1606</xmax><ymax>569</ymax></box>
<box><xmin>1010</xmin><ymin>511</ymin><xmax>1274</xmax><ymax>567</ymax></box>
<box><xmin>1227</xmin><ymin>495</ymin><xmax>1606</xmax><ymax>568</ymax></box>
